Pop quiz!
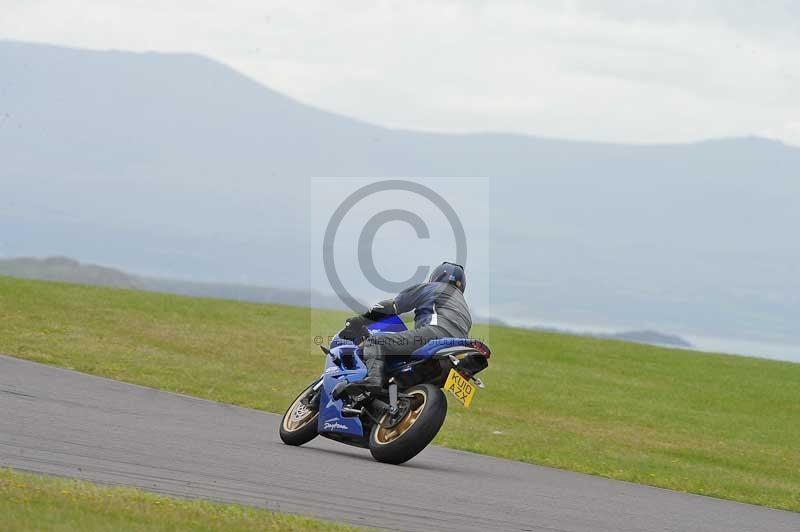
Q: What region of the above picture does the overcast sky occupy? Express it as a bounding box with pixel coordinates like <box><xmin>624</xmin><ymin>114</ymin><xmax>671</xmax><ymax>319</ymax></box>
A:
<box><xmin>4</xmin><ymin>1</ymin><xmax>800</xmax><ymax>145</ymax></box>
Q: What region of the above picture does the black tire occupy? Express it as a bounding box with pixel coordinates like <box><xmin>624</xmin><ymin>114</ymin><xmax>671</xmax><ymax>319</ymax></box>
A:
<box><xmin>279</xmin><ymin>381</ymin><xmax>320</xmax><ymax>446</ymax></box>
<box><xmin>369</xmin><ymin>384</ymin><xmax>447</xmax><ymax>465</ymax></box>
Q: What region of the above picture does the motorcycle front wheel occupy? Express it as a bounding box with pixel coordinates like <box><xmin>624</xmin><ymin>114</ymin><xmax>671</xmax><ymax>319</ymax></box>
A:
<box><xmin>279</xmin><ymin>381</ymin><xmax>320</xmax><ymax>446</ymax></box>
<box><xmin>369</xmin><ymin>383</ymin><xmax>447</xmax><ymax>465</ymax></box>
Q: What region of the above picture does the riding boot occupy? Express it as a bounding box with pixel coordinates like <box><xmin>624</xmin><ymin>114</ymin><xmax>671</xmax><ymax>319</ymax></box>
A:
<box><xmin>355</xmin><ymin>355</ymin><xmax>385</xmax><ymax>391</ymax></box>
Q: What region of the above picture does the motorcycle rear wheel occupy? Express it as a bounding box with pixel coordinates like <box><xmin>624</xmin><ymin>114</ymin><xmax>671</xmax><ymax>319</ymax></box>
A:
<box><xmin>369</xmin><ymin>383</ymin><xmax>447</xmax><ymax>464</ymax></box>
<box><xmin>279</xmin><ymin>382</ymin><xmax>320</xmax><ymax>446</ymax></box>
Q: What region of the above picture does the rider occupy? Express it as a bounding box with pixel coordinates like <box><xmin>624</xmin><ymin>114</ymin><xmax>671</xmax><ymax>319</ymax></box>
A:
<box><xmin>341</xmin><ymin>262</ymin><xmax>471</xmax><ymax>390</ymax></box>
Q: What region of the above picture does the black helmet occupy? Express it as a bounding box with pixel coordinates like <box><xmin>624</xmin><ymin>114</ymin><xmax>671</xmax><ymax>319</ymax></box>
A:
<box><xmin>428</xmin><ymin>262</ymin><xmax>466</xmax><ymax>293</ymax></box>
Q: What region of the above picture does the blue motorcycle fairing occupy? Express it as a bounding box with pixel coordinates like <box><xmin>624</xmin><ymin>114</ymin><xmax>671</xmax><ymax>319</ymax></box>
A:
<box><xmin>318</xmin><ymin>344</ymin><xmax>368</xmax><ymax>437</ymax></box>
<box><xmin>316</xmin><ymin>315</ymin><xmax>483</xmax><ymax>439</ymax></box>
<box><xmin>366</xmin><ymin>314</ymin><xmax>407</xmax><ymax>334</ymax></box>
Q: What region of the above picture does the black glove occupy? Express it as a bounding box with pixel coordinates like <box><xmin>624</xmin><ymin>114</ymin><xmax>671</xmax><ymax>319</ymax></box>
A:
<box><xmin>340</xmin><ymin>316</ymin><xmax>368</xmax><ymax>341</ymax></box>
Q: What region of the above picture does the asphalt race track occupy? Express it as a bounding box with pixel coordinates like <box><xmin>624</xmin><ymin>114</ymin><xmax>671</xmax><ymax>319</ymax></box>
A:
<box><xmin>1</xmin><ymin>355</ymin><xmax>797</xmax><ymax>532</ymax></box>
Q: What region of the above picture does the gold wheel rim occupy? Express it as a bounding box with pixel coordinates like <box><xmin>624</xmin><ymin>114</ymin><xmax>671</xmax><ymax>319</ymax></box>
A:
<box><xmin>282</xmin><ymin>387</ymin><xmax>318</xmax><ymax>432</ymax></box>
<box><xmin>374</xmin><ymin>389</ymin><xmax>427</xmax><ymax>445</ymax></box>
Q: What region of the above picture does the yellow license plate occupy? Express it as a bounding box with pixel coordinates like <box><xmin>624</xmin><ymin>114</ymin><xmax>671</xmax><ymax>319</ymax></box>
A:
<box><xmin>444</xmin><ymin>368</ymin><xmax>476</xmax><ymax>408</ymax></box>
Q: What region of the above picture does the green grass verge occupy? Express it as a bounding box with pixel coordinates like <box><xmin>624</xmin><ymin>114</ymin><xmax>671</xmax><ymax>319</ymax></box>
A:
<box><xmin>0</xmin><ymin>468</ymin><xmax>362</xmax><ymax>531</ymax></box>
<box><xmin>1</xmin><ymin>276</ymin><xmax>799</xmax><ymax>513</ymax></box>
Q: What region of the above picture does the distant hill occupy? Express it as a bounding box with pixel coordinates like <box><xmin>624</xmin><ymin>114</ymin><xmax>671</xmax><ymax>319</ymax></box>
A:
<box><xmin>517</xmin><ymin>321</ymin><xmax>692</xmax><ymax>349</ymax></box>
<box><xmin>0</xmin><ymin>256</ymin><xmax>692</xmax><ymax>349</ymax></box>
<box><xmin>1</xmin><ymin>40</ymin><xmax>798</xmax><ymax>346</ymax></box>
<box><xmin>0</xmin><ymin>257</ymin><xmax>342</xmax><ymax>309</ymax></box>
<box><xmin>603</xmin><ymin>330</ymin><xmax>693</xmax><ymax>349</ymax></box>
<box><xmin>0</xmin><ymin>257</ymin><xmax>143</xmax><ymax>289</ymax></box>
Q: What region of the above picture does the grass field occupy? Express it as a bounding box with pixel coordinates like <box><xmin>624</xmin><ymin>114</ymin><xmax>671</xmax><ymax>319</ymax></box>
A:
<box><xmin>0</xmin><ymin>468</ymin><xmax>361</xmax><ymax>531</ymax></box>
<box><xmin>1</xmin><ymin>276</ymin><xmax>799</xmax><ymax>512</ymax></box>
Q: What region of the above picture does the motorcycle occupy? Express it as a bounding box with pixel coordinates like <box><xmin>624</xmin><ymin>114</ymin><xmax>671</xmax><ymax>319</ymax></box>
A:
<box><xmin>279</xmin><ymin>315</ymin><xmax>491</xmax><ymax>464</ymax></box>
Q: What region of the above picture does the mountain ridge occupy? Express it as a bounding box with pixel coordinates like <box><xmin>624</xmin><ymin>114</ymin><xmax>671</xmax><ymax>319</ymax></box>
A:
<box><xmin>4</xmin><ymin>39</ymin><xmax>797</xmax><ymax>150</ymax></box>
<box><xmin>2</xmin><ymin>40</ymin><xmax>798</xmax><ymax>346</ymax></box>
